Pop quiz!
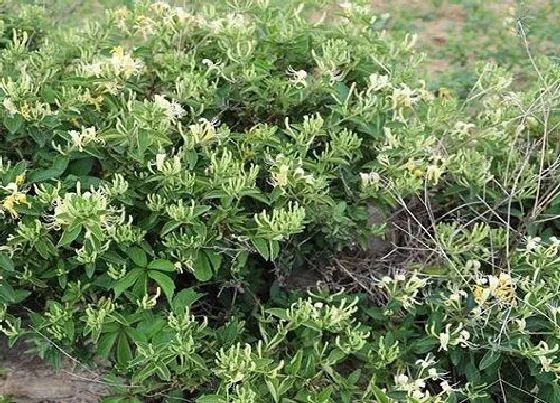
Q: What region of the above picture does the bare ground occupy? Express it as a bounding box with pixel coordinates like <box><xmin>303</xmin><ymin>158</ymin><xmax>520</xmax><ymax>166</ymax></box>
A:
<box><xmin>1</xmin><ymin>337</ymin><xmax>109</xmax><ymax>403</ymax></box>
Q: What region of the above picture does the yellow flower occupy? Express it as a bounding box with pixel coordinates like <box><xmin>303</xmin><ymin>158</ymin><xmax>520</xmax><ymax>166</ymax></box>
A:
<box><xmin>405</xmin><ymin>158</ymin><xmax>416</xmax><ymax>173</ymax></box>
<box><xmin>20</xmin><ymin>102</ymin><xmax>31</xmax><ymax>120</ymax></box>
<box><xmin>495</xmin><ymin>273</ymin><xmax>516</xmax><ymax>306</ymax></box>
<box><xmin>15</xmin><ymin>174</ymin><xmax>25</xmax><ymax>185</ymax></box>
<box><xmin>114</xmin><ymin>6</ymin><xmax>128</xmax><ymax>19</ymax></box>
<box><xmin>472</xmin><ymin>285</ymin><xmax>485</xmax><ymax>305</ymax></box>
<box><xmin>426</xmin><ymin>164</ymin><xmax>444</xmax><ymax>184</ymax></box>
<box><xmin>2</xmin><ymin>192</ymin><xmax>28</xmax><ymax>218</ymax></box>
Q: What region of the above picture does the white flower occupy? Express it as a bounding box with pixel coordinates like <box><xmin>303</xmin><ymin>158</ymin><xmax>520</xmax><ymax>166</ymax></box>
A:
<box><xmin>414</xmin><ymin>379</ymin><xmax>426</xmax><ymax>389</ymax></box>
<box><xmin>395</xmin><ymin>373</ymin><xmax>409</xmax><ymax>386</ymax></box>
<box><xmin>287</xmin><ymin>66</ymin><xmax>308</xmax><ymax>88</ymax></box>
<box><xmin>516</xmin><ymin>317</ymin><xmax>527</xmax><ymax>333</ymax></box>
<box><xmin>360</xmin><ymin>171</ymin><xmax>380</xmax><ymax>189</ymax></box>
<box><xmin>368</xmin><ymin>73</ymin><xmax>391</xmax><ymax>92</ymax></box>
<box><xmin>154</xmin><ymin>95</ymin><xmax>186</xmax><ymax>121</ymax></box>
<box><xmin>525</xmin><ymin>236</ymin><xmax>541</xmax><ymax>252</ymax></box>
<box><xmin>438</xmin><ymin>331</ymin><xmax>450</xmax><ymax>352</ymax></box>
<box><xmin>3</xmin><ymin>98</ymin><xmax>18</xmax><ymax>116</ymax></box>
<box><xmin>415</xmin><ymin>354</ymin><xmax>436</xmax><ymax>369</ymax></box>
<box><xmin>272</xmin><ymin>164</ymin><xmax>290</xmax><ymax>187</ymax></box>
<box><xmin>81</xmin><ymin>61</ymin><xmax>103</xmax><ymax>78</ymax></box>
<box><xmin>109</xmin><ymin>46</ymin><xmax>144</xmax><ymax>79</ymax></box>
<box><xmin>440</xmin><ymin>380</ymin><xmax>453</xmax><ymax>394</ymax></box>
<box><xmin>155</xmin><ymin>153</ymin><xmax>167</xmax><ymax>171</ymax></box>
<box><xmin>67</xmin><ymin>126</ymin><xmax>104</xmax><ymax>152</ymax></box>
<box><xmin>487</xmin><ymin>275</ymin><xmax>500</xmax><ymax>291</ymax></box>
<box><xmin>428</xmin><ymin>368</ymin><xmax>438</xmax><ymax>380</ymax></box>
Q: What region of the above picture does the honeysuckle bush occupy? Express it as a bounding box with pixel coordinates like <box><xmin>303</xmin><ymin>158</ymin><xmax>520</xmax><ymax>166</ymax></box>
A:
<box><xmin>1</xmin><ymin>0</ymin><xmax>560</xmax><ymax>402</ymax></box>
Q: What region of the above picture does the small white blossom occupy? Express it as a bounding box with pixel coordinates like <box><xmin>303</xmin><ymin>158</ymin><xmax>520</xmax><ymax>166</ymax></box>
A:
<box><xmin>154</xmin><ymin>95</ymin><xmax>186</xmax><ymax>121</ymax></box>
<box><xmin>287</xmin><ymin>66</ymin><xmax>308</xmax><ymax>88</ymax></box>
<box><xmin>368</xmin><ymin>73</ymin><xmax>391</xmax><ymax>92</ymax></box>
<box><xmin>66</xmin><ymin>126</ymin><xmax>105</xmax><ymax>153</ymax></box>
<box><xmin>3</xmin><ymin>98</ymin><xmax>18</xmax><ymax>116</ymax></box>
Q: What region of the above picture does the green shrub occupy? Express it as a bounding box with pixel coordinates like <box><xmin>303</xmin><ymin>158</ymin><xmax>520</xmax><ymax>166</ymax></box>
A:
<box><xmin>2</xmin><ymin>0</ymin><xmax>560</xmax><ymax>402</ymax></box>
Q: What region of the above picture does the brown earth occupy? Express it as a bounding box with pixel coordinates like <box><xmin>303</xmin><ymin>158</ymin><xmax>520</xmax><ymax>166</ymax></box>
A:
<box><xmin>1</xmin><ymin>337</ymin><xmax>109</xmax><ymax>403</ymax></box>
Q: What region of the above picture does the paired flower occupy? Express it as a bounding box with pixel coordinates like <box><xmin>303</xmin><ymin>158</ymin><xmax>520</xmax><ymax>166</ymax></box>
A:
<box><xmin>1</xmin><ymin>175</ymin><xmax>29</xmax><ymax>218</ymax></box>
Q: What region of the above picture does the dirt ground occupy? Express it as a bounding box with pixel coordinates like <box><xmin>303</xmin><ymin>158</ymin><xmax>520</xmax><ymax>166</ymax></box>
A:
<box><xmin>370</xmin><ymin>0</ymin><xmax>516</xmax><ymax>75</ymax></box>
<box><xmin>1</xmin><ymin>337</ymin><xmax>109</xmax><ymax>402</ymax></box>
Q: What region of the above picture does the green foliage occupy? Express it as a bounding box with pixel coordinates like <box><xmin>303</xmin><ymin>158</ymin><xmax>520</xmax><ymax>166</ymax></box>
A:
<box><xmin>1</xmin><ymin>0</ymin><xmax>560</xmax><ymax>402</ymax></box>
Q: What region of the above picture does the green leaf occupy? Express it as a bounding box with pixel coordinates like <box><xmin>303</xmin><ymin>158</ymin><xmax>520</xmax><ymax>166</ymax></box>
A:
<box><xmin>265</xmin><ymin>307</ymin><xmax>289</xmax><ymax>320</ymax></box>
<box><xmin>58</xmin><ymin>224</ymin><xmax>82</xmax><ymax>247</ymax></box>
<box><xmin>371</xmin><ymin>385</ymin><xmax>390</xmax><ymax>403</ymax></box>
<box><xmin>172</xmin><ymin>288</ymin><xmax>204</xmax><ymax>314</ymax></box>
<box><xmin>206</xmin><ymin>251</ymin><xmax>222</xmax><ymax>273</ymax></box>
<box><xmin>192</xmin><ymin>253</ymin><xmax>212</xmax><ymax>281</ymax></box>
<box><xmin>252</xmin><ymin>237</ymin><xmax>269</xmax><ymax>260</ymax></box>
<box><xmin>0</xmin><ymin>254</ymin><xmax>14</xmax><ymax>271</ymax></box>
<box><xmin>28</xmin><ymin>155</ymin><xmax>69</xmax><ymax>183</ymax></box>
<box><xmin>266</xmin><ymin>379</ymin><xmax>280</xmax><ymax>403</ymax></box>
<box><xmin>327</xmin><ymin>348</ymin><xmax>346</xmax><ymax>364</ymax></box>
<box><xmin>85</xmin><ymin>262</ymin><xmax>96</xmax><ymax>278</ymax></box>
<box><xmin>135</xmin><ymin>316</ymin><xmax>165</xmax><ymax>340</ymax></box>
<box><xmin>116</xmin><ymin>333</ymin><xmax>132</xmax><ymax>365</ymax></box>
<box><xmin>41</xmin><ymin>115</ymin><xmax>60</xmax><ymax>128</ymax></box>
<box><xmin>113</xmin><ymin>268</ymin><xmax>144</xmax><ymax>298</ymax></box>
<box><xmin>97</xmin><ymin>331</ymin><xmax>119</xmax><ymax>358</ymax></box>
<box><xmin>126</xmin><ymin>247</ymin><xmax>147</xmax><ymax>267</ymax></box>
<box><xmin>4</xmin><ymin>114</ymin><xmax>23</xmax><ymax>134</ymax></box>
<box><xmin>136</xmin><ymin>130</ymin><xmax>150</xmax><ymax>161</ymax></box>
<box><xmin>269</xmin><ymin>240</ymin><xmax>280</xmax><ymax>260</ymax></box>
<box><xmin>126</xmin><ymin>327</ymin><xmax>148</xmax><ymax>344</ymax></box>
<box><xmin>0</xmin><ymin>283</ymin><xmax>16</xmax><ymax>303</ymax></box>
<box><xmin>161</xmin><ymin>221</ymin><xmax>182</xmax><ymax>236</ymax></box>
<box><xmin>67</xmin><ymin>157</ymin><xmax>94</xmax><ymax>176</ymax></box>
<box><xmin>148</xmin><ymin>271</ymin><xmax>175</xmax><ymax>303</ymax></box>
<box><xmin>147</xmin><ymin>259</ymin><xmax>175</xmax><ymax>272</ymax></box>
<box><xmin>132</xmin><ymin>272</ymin><xmax>148</xmax><ymax>297</ymax></box>
<box><xmin>287</xmin><ymin>350</ymin><xmax>303</xmax><ymax>375</ymax></box>
<box><xmin>163</xmin><ymin>389</ymin><xmax>185</xmax><ymax>402</ymax></box>
<box><xmin>348</xmin><ymin>369</ymin><xmax>361</xmax><ymax>385</ymax></box>
<box><xmin>479</xmin><ymin>349</ymin><xmax>500</xmax><ymax>371</ymax></box>
<box><xmin>196</xmin><ymin>397</ymin><xmax>227</xmax><ymax>403</ymax></box>
<box><xmin>102</xmin><ymin>251</ymin><xmax>127</xmax><ymax>265</ymax></box>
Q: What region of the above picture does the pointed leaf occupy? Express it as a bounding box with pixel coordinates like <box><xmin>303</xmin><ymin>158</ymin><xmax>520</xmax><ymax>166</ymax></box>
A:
<box><xmin>192</xmin><ymin>253</ymin><xmax>212</xmax><ymax>281</ymax></box>
<box><xmin>126</xmin><ymin>247</ymin><xmax>147</xmax><ymax>267</ymax></box>
<box><xmin>58</xmin><ymin>224</ymin><xmax>82</xmax><ymax>247</ymax></box>
<box><xmin>161</xmin><ymin>220</ymin><xmax>182</xmax><ymax>236</ymax></box>
<box><xmin>172</xmin><ymin>288</ymin><xmax>204</xmax><ymax>314</ymax></box>
<box><xmin>206</xmin><ymin>251</ymin><xmax>222</xmax><ymax>273</ymax></box>
<box><xmin>269</xmin><ymin>240</ymin><xmax>280</xmax><ymax>260</ymax></box>
<box><xmin>97</xmin><ymin>331</ymin><xmax>119</xmax><ymax>358</ymax></box>
<box><xmin>113</xmin><ymin>268</ymin><xmax>144</xmax><ymax>298</ymax></box>
<box><xmin>0</xmin><ymin>254</ymin><xmax>14</xmax><ymax>271</ymax></box>
<box><xmin>4</xmin><ymin>114</ymin><xmax>23</xmax><ymax>134</ymax></box>
<box><xmin>148</xmin><ymin>270</ymin><xmax>175</xmax><ymax>302</ymax></box>
<box><xmin>479</xmin><ymin>349</ymin><xmax>500</xmax><ymax>371</ymax></box>
<box><xmin>116</xmin><ymin>333</ymin><xmax>132</xmax><ymax>365</ymax></box>
<box><xmin>147</xmin><ymin>259</ymin><xmax>175</xmax><ymax>272</ymax></box>
<box><xmin>252</xmin><ymin>238</ymin><xmax>269</xmax><ymax>260</ymax></box>
<box><xmin>28</xmin><ymin>155</ymin><xmax>69</xmax><ymax>183</ymax></box>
